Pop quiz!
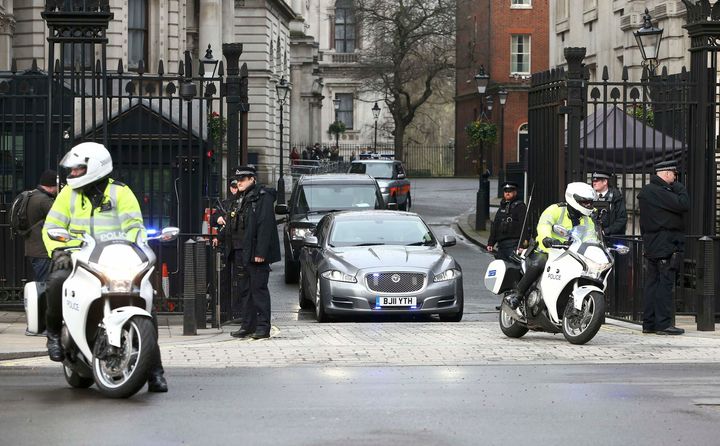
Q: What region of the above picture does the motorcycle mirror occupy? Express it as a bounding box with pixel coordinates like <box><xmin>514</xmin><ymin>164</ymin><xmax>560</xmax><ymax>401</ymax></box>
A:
<box><xmin>148</xmin><ymin>227</ymin><xmax>180</xmax><ymax>242</ymax></box>
<box><xmin>612</xmin><ymin>245</ymin><xmax>630</xmax><ymax>255</ymax></box>
<box><xmin>47</xmin><ymin>228</ymin><xmax>74</xmax><ymax>242</ymax></box>
<box><xmin>552</xmin><ymin>224</ymin><xmax>569</xmax><ymax>238</ymax></box>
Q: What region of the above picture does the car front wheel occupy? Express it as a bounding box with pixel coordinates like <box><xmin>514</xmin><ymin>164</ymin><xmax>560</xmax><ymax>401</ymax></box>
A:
<box><xmin>314</xmin><ymin>277</ymin><xmax>329</xmax><ymax>323</ymax></box>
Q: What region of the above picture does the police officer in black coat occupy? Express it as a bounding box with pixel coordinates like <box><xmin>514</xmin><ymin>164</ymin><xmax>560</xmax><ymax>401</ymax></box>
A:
<box><xmin>487</xmin><ymin>182</ymin><xmax>528</xmax><ymax>261</ymax></box>
<box><xmin>210</xmin><ymin>178</ymin><xmax>241</xmax><ymax>321</ymax></box>
<box><xmin>226</xmin><ymin>166</ymin><xmax>281</xmax><ymax>339</ymax></box>
<box><xmin>590</xmin><ymin>171</ymin><xmax>627</xmax><ymax>236</ymax></box>
<box><xmin>638</xmin><ymin>160</ymin><xmax>689</xmax><ymax>335</ymax></box>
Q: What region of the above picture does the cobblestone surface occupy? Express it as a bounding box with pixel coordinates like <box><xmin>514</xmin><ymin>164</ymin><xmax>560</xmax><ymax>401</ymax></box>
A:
<box><xmin>4</xmin><ymin>321</ymin><xmax>720</xmax><ymax>368</ymax></box>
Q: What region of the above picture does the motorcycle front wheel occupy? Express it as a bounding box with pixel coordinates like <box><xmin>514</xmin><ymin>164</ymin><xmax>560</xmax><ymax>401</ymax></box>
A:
<box><xmin>562</xmin><ymin>291</ymin><xmax>605</xmax><ymax>345</ymax></box>
<box><xmin>92</xmin><ymin>316</ymin><xmax>157</xmax><ymax>398</ymax></box>
<box><xmin>499</xmin><ymin>305</ymin><xmax>528</xmax><ymax>338</ymax></box>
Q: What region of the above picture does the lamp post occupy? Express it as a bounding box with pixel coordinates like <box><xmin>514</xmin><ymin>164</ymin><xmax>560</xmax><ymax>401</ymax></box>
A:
<box><xmin>372</xmin><ymin>102</ymin><xmax>381</xmax><ymax>151</ymax></box>
<box><xmin>276</xmin><ymin>76</ymin><xmax>291</xmax><ymax>204</ymax></box>
<box><xmin>333</xmin><ymin>97</ymin><xmax>341</xmax><ymax>150</ymax></box>
<box><xmin>474</xmin><ymin>65</ymin><xmax>490</xmax><ymax>231</ymax></box>
<box><xmin>496</xmin><ymin>88</ymin><xmax>508</xmax><ymax>198</ymax></box>
<box><xmin>634</xmin><ymin>8</ymin><xmax>663</xmax><ymax>76</ymax></box>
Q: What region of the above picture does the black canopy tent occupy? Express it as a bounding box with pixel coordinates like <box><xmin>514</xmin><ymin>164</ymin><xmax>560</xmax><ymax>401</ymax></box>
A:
<box><xmin>574</xmin><ymin>105</ymin><xmax>685</xmax><ymax>172</ymax></box>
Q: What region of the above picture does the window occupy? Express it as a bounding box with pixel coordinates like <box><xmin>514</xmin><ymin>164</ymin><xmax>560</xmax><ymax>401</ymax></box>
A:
<box><xmin>62</xmin><ymin>42</ymin><xmax>93</xmax><ymax>70</ymax></box>
<box><xmin>336</xmin><ymin>93</ymin><xmax>354</xmax><ymax>129</ymax></box>
<box><xmin>556</xmin><ymin>0</ymin><xmax>568</xmax><ymax>21</ymax></box>
<box><xmin>511</xmin><ymin>0</ymin><xmax>531</xmax><ymax>8</ymax></box>
<box><xmin>510</xmin><ymin>35</ymin><xmax>531</xmax><ymax>74</ymax></box>
<box><xmin>334</xmin><ymin>0</ymin><xmax>355</xmax><ymax>53</ymax></box>
<box><xmin>128</xmin><ymin>0</ymin><xmax>148</xmax><ymax>70</ymax></box>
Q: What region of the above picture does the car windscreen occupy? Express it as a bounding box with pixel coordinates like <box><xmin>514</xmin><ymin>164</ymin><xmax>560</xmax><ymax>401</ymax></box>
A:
<box><xmin>348</xmin><ymin>162</ymin><xmax>393</xmax><ymax>179</ymax></box>
<box><xmin>293</xmin><ymin>184</ymin><xmax>382</xmax><ymax>214</ymax></box>
<box><xmin>328</xmin><ymin>217</ymin><xmax>436</xmax><ymax>247</ymax></box>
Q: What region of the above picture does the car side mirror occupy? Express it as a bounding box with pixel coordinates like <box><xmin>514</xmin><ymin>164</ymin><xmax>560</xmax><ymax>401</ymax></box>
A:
<box><xmin>441</xmin><ymin>235</ymin><xmax>456</xmax><ymax>247</ymax></box>
<box><xmin>303</xmin><ymin>235</ymin><xmax>320</xmax><ymax>248</ymax></box>
<box><xmin>275</xmin><ymin>204</ymin><xmax>289</xmax><ymax>215</ymax></box>
<box><xmin>397</xmin><ymin>173</ymin><xmax>406</xmax><ymax>179</ymax></box>
<box><xmin>386</xmin><ymin>202</ymin><xmax>398</xmax><ymax>210</ymax></box>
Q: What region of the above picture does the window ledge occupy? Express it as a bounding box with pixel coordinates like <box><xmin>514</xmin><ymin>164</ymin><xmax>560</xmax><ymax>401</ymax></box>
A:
<box><xmin>556</xmin><ymin>18</ymin><xmax>569</xmax><ymax>33</ymax></box>
<box><xmin>583</xmin><ymin>8</ymin><xmax>598</xmax><ymax>24</ymax></box>
<box><xmin>510</xmin><ymin>5</ymin><xmax>532</xmax><ymax>10</ymax></box>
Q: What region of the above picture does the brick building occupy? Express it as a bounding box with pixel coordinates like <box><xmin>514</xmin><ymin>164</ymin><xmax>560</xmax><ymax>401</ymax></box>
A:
<box><xmin>455</xmin><ymin>0</ymin><xmax>549</xmax><ymax>177</ymax></box>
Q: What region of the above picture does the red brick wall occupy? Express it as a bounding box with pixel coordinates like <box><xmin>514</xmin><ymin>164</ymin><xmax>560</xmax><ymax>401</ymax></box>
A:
<box><xmin>455</xmin><ymin>0</ymin><xmax>548</xmax><ymax>176</ymax></box>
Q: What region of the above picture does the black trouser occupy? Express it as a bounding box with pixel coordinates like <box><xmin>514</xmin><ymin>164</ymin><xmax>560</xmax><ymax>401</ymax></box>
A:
<box><xmin>516</xmin><ymin>250</ymin><xmax>548</xmax><ymax>295</ymax></box>
<box><xmin>45</xmin><ymin>256</ymin><xmax>163</xmax><ymax>376</ymax></box>
<box><xmin>643</xmin><ymin>257</ymin><xmax>675</xmax><ymax>331</ymax></box>
<box><xmin>234</xmin><ymin>250</ymin><xmax>272</xmax><ymax>335</ymax></box>
<box><xmin>494</xmin><ymin>239</ymin><xmax>518</xmax><ymax>262</ymax></box>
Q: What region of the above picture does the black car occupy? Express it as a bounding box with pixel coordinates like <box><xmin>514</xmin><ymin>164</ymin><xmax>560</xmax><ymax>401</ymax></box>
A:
<box><xmin>275</xmin><ymin>173</ymin><xmax>385</xmax><ymax>283</ymax></box>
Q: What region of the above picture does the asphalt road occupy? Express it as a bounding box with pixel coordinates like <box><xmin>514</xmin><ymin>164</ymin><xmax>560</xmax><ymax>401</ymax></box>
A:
<box><xmin>4</xmin><ymin>178</ymin><xmax>720</xmax><ymax>444</ymax></box>
<box><xmin>2</xmin><ymin>364</ymin><xmax>719</xmax><ymax>445</ymax></box>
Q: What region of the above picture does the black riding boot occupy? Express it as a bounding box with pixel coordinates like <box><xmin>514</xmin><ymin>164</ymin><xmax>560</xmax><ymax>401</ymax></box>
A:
<box><xmin>46</xmin><ymin>331</ymin><xmax>64</xmax><ymax>362</ymax></box>
<box><xmin>147</xmin><ymin>366</ymin><xmax>168</xmax><ymax>392</ymax></box>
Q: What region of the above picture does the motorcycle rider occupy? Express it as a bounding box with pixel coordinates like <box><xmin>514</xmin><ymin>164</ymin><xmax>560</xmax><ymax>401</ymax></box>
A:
<box><xmin>506</xmin><ymin>182</ymin><xmax>598</xmax><ymax>310</ymax></box>
<box><xmin>42</xmin><ymin>142</ymin><xmax>168</xmax><ymax>393</ymax></box>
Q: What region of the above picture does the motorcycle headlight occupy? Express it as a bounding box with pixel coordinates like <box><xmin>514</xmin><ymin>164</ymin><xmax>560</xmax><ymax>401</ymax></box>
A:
<box><xmin>94</xmin><ymin>264</ymin><xmax>143</xmax><ymax>293</ymax></box>
<box><xmin>290</xmin><ymin>227</ymin><xmax>313</xmax><ymax>241</ymax></box>
<box><xmin>321</xmin><ymin>270</ymin><xmax>357</xmax><ymax>283</ymax></box>
<box><xmin>433</xmin><ymin>268</ymin><xmax>462</xmax><ymax>282</ymax></box>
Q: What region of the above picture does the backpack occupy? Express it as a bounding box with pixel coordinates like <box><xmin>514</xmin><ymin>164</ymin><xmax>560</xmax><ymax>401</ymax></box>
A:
<box><xmin>9</xmin><ymin>190</ymin><xmax>36</xmax><ymax>239</ymax></box>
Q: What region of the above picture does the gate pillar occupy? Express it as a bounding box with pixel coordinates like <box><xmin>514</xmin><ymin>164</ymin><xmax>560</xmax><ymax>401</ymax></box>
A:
<box><xmin>564</xmin><ymin>47</ymin><xmax>586</xmax><ymax>183</ymax></box>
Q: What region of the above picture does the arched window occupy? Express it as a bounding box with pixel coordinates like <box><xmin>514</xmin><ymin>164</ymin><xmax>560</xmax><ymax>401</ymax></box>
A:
<box><xmin>335</xmin><ymin>0</ymin><xmax>355</xmax><ymax>53</ymax></box>
<box><xmin>517</xmin><ymin>123</ymin><xmax>528</xmax><ymax>164</ymax></box>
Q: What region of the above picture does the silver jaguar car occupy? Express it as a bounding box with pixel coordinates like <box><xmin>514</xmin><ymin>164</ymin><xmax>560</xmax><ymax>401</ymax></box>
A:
<box><xmin>298</xmin><ymin>211</ymin><xmax>463</xmax><ymax>322</ymax></box>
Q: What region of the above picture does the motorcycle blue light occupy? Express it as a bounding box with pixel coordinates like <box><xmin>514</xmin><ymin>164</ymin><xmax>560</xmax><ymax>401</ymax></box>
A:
<box><xmin>146</xmin><ymin>228</ymin><xmax>158</xmax><ymax>235</ymax></box>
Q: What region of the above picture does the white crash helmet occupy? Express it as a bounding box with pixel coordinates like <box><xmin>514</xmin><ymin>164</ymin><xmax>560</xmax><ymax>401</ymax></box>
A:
<box><xmin>564</xmin><ymin>182</ymin><xmax>597</xmax><ymax>217</ymax></box>
<box><xmin>60</xmin><ymin>142</ymin><xmax>113</xmax><ymax>189</ymax></box>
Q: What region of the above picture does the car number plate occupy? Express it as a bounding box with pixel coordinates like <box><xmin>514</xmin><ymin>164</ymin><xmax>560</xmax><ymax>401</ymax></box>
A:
<box><xmin>376</xmin><ymin>296</ymin><xmax>416</xmax><ymax>306</ymax></box>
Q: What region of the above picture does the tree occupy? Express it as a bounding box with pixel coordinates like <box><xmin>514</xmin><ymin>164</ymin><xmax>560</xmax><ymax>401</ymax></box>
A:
<box><xmin>353</xmin><ymin>0</ymin><xmax>456</xmax><ymax>161</ymax></box>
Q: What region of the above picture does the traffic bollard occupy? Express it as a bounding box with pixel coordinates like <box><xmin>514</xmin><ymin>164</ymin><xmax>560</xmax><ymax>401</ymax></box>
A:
<box><xmin>195</xmin><ymin>238</ymin><xmax>207</xmax><ymax>329</ymax></box>
<box><xmin>697</xmin><ymin>236</ymin><xmax>715</xmax><ymax>331</ymax></box>
<box><xmin>183</xmin><ymin>238</ymin><xmax>197</xmax><ymax>336</ymax></box>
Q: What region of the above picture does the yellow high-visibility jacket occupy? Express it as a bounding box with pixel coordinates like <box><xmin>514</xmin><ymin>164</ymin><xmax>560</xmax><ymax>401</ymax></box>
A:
<box><xmin>535</xmin><ymin>203</ymin><xmax>596</xmax><ymax>253</ymax></box>
<box><xmin>42</xmin><ymin>178</ymin><xmax>145</xmax><ymax>256</ymax></box>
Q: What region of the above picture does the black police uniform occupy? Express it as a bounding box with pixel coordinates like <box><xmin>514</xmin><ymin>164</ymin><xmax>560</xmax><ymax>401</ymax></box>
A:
<box><xmin>487</xmin><ymin>183</ymin><xmax>527</xmax><ymax>261</ymax></box>
<box><xmin>591</xmin><ymin>172</ymin><xmax>627</xmax><ymax>236</ymax></box>
<box><xmin>228</xmin><ymin>167</ymin><xmax>281</xmax><ymax>338</ymax></box>
<box><xmin>637</xmin><ymin>161</ymin><xmax>689</xmax><ymax>334</ymax></box>
<box><xmin>210</xmin><ymin>186</ymin><xmax>242</xmax><ymax>321</ymax></box>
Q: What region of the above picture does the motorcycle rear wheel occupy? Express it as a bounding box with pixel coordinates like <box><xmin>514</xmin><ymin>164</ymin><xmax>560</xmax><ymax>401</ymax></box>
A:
<box><xmin>92</xmin><ymin>316</ymin><xmax>157</xmax><ymax>398</ymax></box>
<box><xmin>499</xmin><ymin>305</ymin><xmax>528</xmax><ymax>338</ymax></box>
<box><xmin>562</xmin><ymin>291</ymin><xmax>605</xmax><ymax>345</ymax></box>
<box><xmin>63</xmin><ymin>364</ymin><xmax>94</xmax><ymax>389</ymax></box>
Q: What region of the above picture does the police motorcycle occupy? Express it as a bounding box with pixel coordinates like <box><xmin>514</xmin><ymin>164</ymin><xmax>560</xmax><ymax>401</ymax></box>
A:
<box><xmin>24</xmin><ymin>226</ymin><xmax>179</xmax><ymax>398</ymax></box>
<box><xmin>484</xmin><ymin>224</ymin><xmax>629</xmax><ymax>345</ymax></box>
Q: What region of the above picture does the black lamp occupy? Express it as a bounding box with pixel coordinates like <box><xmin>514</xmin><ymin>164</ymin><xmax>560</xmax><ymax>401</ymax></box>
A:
<box><xmin>634</xmin><ymin>8</ymin><xmax>663</xmax><ymax>74</ymax></box>
<box><xmin>276</xmin><ymin>76</ymin><xmax>291</xmax><ymax>204</ymax></box>
<box><xmin>372</xmin><ymin>102</ymin><xmax>381</xmax><ymax>151</ymax></box>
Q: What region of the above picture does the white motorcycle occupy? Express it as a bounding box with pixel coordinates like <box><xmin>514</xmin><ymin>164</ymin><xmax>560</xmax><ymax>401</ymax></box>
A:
<box><xmin>484</xmin><ymin>225</ymin><xmax>629</xmax><ymax>345</ymax></box>
<box><xmin>24</xmin><ymin>227</ymin><xmax>179</xmax><ymax>398</ymax></box>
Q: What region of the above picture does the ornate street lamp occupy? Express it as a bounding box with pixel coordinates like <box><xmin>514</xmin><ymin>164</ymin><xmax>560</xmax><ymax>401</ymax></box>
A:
<box><xmin>276</xmin><ymin>76</ymin><xmax>291</xmax><ymax>204</ymax></box>
<box><xmin>634</xmin><ymin>8</ymin><xmax>663</xmax><ymax>75</ymax></box>
<box><xmin>372</xmin><ymin>102</ymin><xmax>381</xmax><ymax>151</ymax></box>
<box><xmin>473</xmin><ymin>65</ymin><xmax>492</xmax><ymax>231</ymax></box>
<box><xmin>474</xmin><ymin>65</ymin><xmax>490</xmax><ymax>95</ymax></box>
<box><xmin>496</xmin><ymin>88</ymin><xmax>508</xmax><ymax>198</ymax></box>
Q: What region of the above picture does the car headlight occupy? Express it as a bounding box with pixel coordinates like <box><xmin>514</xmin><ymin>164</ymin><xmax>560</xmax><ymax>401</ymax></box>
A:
<box><xmin>321</xmin><ymin>270</ymin><xmax>357</xmax><ymax>283</ymax></box>
<box><xmin>290</xmin><ymin>227</ymin><xmax>313</xmax><ymax>241</ymax></box>
<box><xmin>433</xmin><ymin>268</ymin><xmax>461</xmax><ymax>282</ymax></box>
<box><xmin>379</xmin><ymin>187</ymin><xmax>388</xmax><ymax>193</ymax></box>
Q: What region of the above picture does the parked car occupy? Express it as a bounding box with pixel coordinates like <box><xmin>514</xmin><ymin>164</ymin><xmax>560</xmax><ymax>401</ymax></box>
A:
<box><xmin>275</xmin><ymin>174</ymin><xmax>385</xmax><ymax>283</ymax></box>
<box><xmin>348</xmin><ymin>159</ymin><xmax>411</xmax><ymax>210</ymax></box>
<box><xmin>298</xmin><ymin>210</ymin><xmax>463</xmax><ymax>322</ymax></box>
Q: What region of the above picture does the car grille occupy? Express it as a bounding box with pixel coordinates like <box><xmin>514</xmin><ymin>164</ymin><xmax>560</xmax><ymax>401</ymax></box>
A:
<box><xmin>366</xmin><ymin>273</ymin><xmax>425</xmax><ymax>293</ymax></box>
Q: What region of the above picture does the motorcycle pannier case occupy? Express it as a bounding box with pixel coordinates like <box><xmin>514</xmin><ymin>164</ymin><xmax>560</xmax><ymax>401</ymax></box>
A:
<box><xmin>484</xmin><ymin>260</ymin><xmax>521</xmax><ymax>294</ymax></box>
<box><xmin>24</xmin><ymin>281</ymin><xmax>47</xmax><ymax>334</ymax></box>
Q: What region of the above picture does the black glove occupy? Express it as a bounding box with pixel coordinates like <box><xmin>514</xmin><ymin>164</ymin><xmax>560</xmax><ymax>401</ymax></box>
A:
<box><xmin>50</xmin><ymin>250</ymin><xmax>72</xmax><ymax>272</ymax></box>
<box><xmin>542</xmin><ymin>237</ymin><xmax>556</xmax><ymax>248</ymax></box>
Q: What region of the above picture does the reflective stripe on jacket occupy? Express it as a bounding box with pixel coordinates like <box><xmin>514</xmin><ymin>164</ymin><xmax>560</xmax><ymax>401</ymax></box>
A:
<box><xmin>42</xmin><ymin>178</ymin><xmax>145</xmax><ymax>256</ymax></box>
<box><xmin>535</xmin><ymin>203</ymin><xmax>596</xmax><ymax>253</ymax></box>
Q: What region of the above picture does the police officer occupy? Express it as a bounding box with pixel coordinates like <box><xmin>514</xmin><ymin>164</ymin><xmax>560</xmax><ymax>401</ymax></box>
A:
<box><xmin>590</xmin><ymin>171</ymin><xmax>627</xmax><ymax>236</ymax></box>
<box><xmin>210</xmin><ymin>179</ymin><xmax>241</xmax><ymax>322</ymax></box>
<box><xmin>506</xmin><ymin>182</ymin><xmax>597</xmax><ymax>309</ymax></box>
<box><xmin>487</xmin><ymin>182</ymin><xmax>527</xmax><ymax>261</ymax></box>
<box><xmin>42</xmin><ymin>142</ymin><xmax>168</xmax><ymax>392</ymax></box>
<box><xmin>638</xmin><ymin>160</ymin><xmax>689</xmax><ymax>335</ymax></box>
<box><xmin>227</xmin><ymin>166</ymin><xmax>281</xmax><ymax>339</ymax></box>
